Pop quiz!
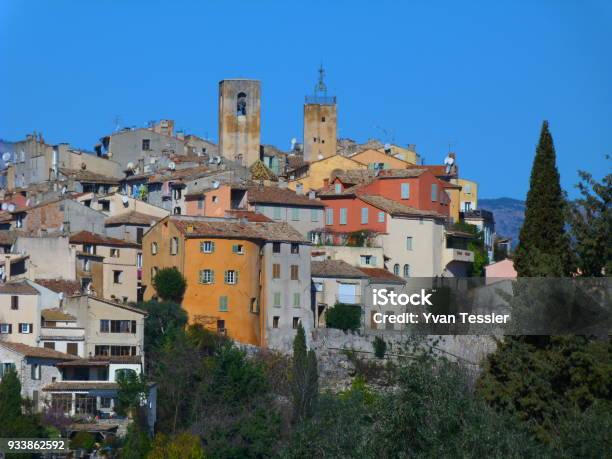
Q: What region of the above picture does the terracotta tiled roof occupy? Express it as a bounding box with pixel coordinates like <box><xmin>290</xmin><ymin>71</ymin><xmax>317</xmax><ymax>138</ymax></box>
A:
<box><xmin>405</xmin><ymin>164</ymin><xmax>454</xmax><ymax>177</ymax></box>
<box><xmin>0</xmin><ymin>341</ymin><xmax>76</xmax><ymax>360</ymax></box>
<box><xmin>247</xmin><ymin>186</ymin><xmax>324</xmax><ymax>207</ymax></box>
<box><xmin>286</xmin><ymin>155</ymin><xmax>305</xmax><ymax>171</ymax></box>
<box><xmin>105</xmin><ymin>211</ymin><xmax>162</xmax><ymax>226</ymax></box>
<box><xmin>170</xmin><ymin>216</ymin><xmax>307</xmax><ymax>243</ymax></box>
<box><xmin>58</xmin><ymin>168</ymin><xmax>121</xmax><ymax>184</ymax></box>
<box><xmin>358</xmin><ymin>267</ymin><xmax>406</xmax><ymax>284</ymax></box>
<box><xmin>375</xmin><ymin>169</ymin><xmax>427</xmax><ymax>179</ymax></box>
<box><xmin>225</xmin><ymin>210</ymin><xmax>273</xmax><ymax>222</ymax></box>
<box><xmin>147</xmin><ymin>165</ymin><xmax>212</xmax><ymax>183</ymax></box>
<box><xmin>0</xmin><ymin>230</ymin><xmax>17</xmax><ymax>245</ymax></box>
<box><xmin>34</xmin><ymin>279</ymin><xmax>82</xmax><ymax>297</ymax></box>
<box><xmin>69</xmin><ymin>231</ymin><xmax>141</xmax><ymax>248</ymax></box>
<box><xmin>249</xmin><ymin>160</ymin><xmax>278</xmax><ymax>181</ymax></box>
<box><xmin>0</xmin><ymin>281</ymin><xmax>39</xmax><ymax>295</ymax></box>
<box><xmin>311</xmin><ymin>260</ymin><xmax>368</xmax><ymax>279</ymax></box>
<box><xmin>330</xmin><ymin>169</ymin><xmax>376</xmax><ymax>186</ymax></box>
<box><xmin>41</xmin><ymin>308</ymin><xmax>76</xmax><ymax>321</ymax></box>
<box><xmin>57</xmin><ymin>355</ymin><xmax>141</xmax><ymax>367</ymax></box>
<box><xmin>359</xmin><ymin>195</ymin><xmax>447</xmax><ymax>219</ymax></box>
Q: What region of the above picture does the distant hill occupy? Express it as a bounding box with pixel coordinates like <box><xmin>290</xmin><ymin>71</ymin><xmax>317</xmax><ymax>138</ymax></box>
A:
<box><xmin>479</xmin><ymin>198</ymin><xmax>525</xmax><ymax>247</ymax></box>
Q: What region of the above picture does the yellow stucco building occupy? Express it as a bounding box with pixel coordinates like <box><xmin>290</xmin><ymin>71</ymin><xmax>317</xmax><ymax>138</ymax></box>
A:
<box><xmin>287</xmin><ymin>154</ymin><xmax>366</xmax><ymax>193</ymax></box>
<box><xmin>454</xmin><ymin>178</ymin><xmax>478</xmax><ymax>211</ymax></box>
<box><xmin>349</xmin><ymin>148</ymin><xmax>414</xmax><ymax>170</ymax></box>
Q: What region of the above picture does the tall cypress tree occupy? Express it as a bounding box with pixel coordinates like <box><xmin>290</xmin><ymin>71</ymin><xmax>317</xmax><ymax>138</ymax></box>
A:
<box><xmin>291</xmin><ymin>323</ymin><xmax>318</xmax><ymax>423</ymax></box>
<box><xmin>514</xmin><ymin>121</ymin><xmax>572</xmax><ymax>277</ymax></box>
<box><xmin>0</xmin><ymin>368</ymin><xmax>22</xmax><ymax>435</ymax></box>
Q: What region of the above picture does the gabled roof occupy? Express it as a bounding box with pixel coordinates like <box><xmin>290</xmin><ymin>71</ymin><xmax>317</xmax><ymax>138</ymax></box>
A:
<box><xmin>0</xmin><ymin>341</ymin><xmax>76</xmax><ymax>360</ymax></box>
<box><xmin>105</xmin><ymin>211</ymin><xmax>161</xmax><ymax>226</ymax></box>
<box><xmin>41</xmin><ymin>308</ymin><xmax>76</xmax><ymax>322</ymax></box>
<box><xmin>69</xmin><ymin>231</ymin><xmax>141</xmax><ymax>248</ymax></box>
<box><xmin>311</xmin><ymin>259</ymin><xmax>368</xmax><ymax>279</ymax></box>
<box><xmin>225</xmin><ymin>210</ymin><xmax>273</xmax><ymax>222</ymax></box>
<box><xmin>35</xmin><ymin>279</ymin><xmax>82</xmax><ymax>297</ymax></box>
<box><xmin>250</xmin><ymin>160</ymin><xmax>278</xmax><ymax>181</ymax></box>
<box><xmin>0</xmin><ymin>281</ymin><xmax>39</xmax><ymax>295</ymax></box>
<box><xmin>359</xmin><ymin>195</ymin><xmax>447</xmax><ymax>219</ymax></box>
<box><xmin>247</xmin><ymin>186</ymin><xmax>324</xmax><ymax>207</ymax></box>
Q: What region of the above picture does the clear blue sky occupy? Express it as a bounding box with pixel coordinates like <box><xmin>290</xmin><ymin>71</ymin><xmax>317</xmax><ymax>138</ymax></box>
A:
<box><xmin>1</xmin><ymin>1</ymin><xmax>610</xmax><ymax>199</ymax></box>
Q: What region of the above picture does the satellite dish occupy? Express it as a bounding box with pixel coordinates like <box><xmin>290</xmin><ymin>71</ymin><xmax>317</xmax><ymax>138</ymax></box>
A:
<box><xmin>212</xmin><ymin>180</ymin><xmax>220</xmax><ymax>189</ymax></box>
<box><xmin>122</xmin><ymin>195</ymin><xmax>129</xmax><ymax>205</ymax></box>
<box><xmin>1</xmin><ymin>203</ymin><xmax>8</xmax><ymax>211</ymax></box>
<box><xmin>126</xmin><ymin>162</ymin><xmax>135</xmax><ymax>171</ymax></box>
<box><xmin>168</xmin><ymin>162</ymin><xmax>176</xmax><ymax>170</ymax></box>
<box><xmin>443</xmin><ymin>155</ymin><xmax>455</xmax><ymax>165</ymax></box>
<box><xmin>7</xmin><ymin>204</ymin><xmax>15</xmax><ymax>212</ymax></box>
<box><xmin>2</xmin><ymin>152</ymin><xmax>10</xmax><ymax>162</ymax></box>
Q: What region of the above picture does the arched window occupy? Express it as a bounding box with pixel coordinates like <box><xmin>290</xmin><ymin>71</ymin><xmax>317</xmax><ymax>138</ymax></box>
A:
<box><xmin>393</xmin><ymin>264</ymin><xmax>400</xmax><ymax>276</ymax></box>
<box><xmin>237</xmin><ymin>92</ymin><xmax>247</xmax><ymax>116</ymax></box>
<box><xmin>403</xmin><ymin>264</ymin><xmax>410</xmax><ymax>278</ymax></box>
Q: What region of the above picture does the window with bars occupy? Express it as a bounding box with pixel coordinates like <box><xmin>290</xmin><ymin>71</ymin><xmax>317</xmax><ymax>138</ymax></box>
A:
<box><xmin>224</xmin><ymin>270</ymin><xmax>238</xmax><ymax>284</ymax></box>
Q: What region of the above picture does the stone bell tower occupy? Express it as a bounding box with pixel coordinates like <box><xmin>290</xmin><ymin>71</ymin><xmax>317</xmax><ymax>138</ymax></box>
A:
<box><xmin>303</xmin><ymin>66</ymin><xmax>337</xmax><ymax>163</ymax></box>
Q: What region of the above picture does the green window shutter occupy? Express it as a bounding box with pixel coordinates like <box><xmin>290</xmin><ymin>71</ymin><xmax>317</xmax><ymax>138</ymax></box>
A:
<box><xmin>371</xmin><ymin>256</ymin><xmax>377</xmax><ymax>266</ymax></box>
<box><xmin>235</xmin><ymin>270</ymin><xmax>239</xmax><ymax>284</ymax></box>
<box><xmin>219</xmin><ymin>296</ymin><xmax>228</xmax><ymax>312</ymax></box>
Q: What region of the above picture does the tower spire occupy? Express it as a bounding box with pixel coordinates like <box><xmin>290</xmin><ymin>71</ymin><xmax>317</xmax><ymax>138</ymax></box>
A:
<box><xmin>314</xmin><ymin>64</ymin><xmax>327</xmax><ymax>96</ymax></box>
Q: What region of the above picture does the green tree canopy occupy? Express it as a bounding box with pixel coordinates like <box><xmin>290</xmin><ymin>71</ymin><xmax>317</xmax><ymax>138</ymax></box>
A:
<box><xmin>153</xmin><ymin>267</ymin><xmax>187</xmax><ymax>302</ymax></box>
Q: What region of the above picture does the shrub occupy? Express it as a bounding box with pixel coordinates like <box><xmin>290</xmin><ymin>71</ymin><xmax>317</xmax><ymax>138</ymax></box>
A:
<box><xmin>373</xmin><ymin>336</ymin><xmax>387</xmax><ymax>359</ymax></box>
<box><xmin>70</xmin><ymin>432</ymin><xmax>96</xmax><ymax>452</ymax></box>
<box><xmin>325</xmin><ymin>303</ymin><xmax>361</xmax><ymax>331</ymax></box>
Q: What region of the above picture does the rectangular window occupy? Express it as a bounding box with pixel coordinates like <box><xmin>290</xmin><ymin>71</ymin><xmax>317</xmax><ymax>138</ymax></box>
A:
<box><xmin>44</xmin><ymin>342</ymin><xmax>55</xmax><ymax>350</ymax></box>
<box><xmin>19</xmin><ymin>323</ymin><xmax>32</xmax><ymax>334</ymax></box>
<box><xmin>292</xmin><ymin>317</ymin><xmax>300</xmax><ymax>329</ymax></box>
<box><xmin>401</xmin><ymin>183</ymin><xmax>410</xmax><ymax>199</ymax></box>
<box><xmin>431</xmin><ymin>183</ymin><xmax>438</xmax><ymax>202</ymax></box>
<box><xmin>219</xmin><ymin>296</ymin><xmax>228</xmax><ymax>312</ymax></box>
<box><xmin>137</xmin><ymin>228</ymin><xmax>144</xmax><ymax>244</ymax></box>
<box><xmin>200</xmin><ymin>241</ymin><xmax>215</xmax><ymax>253</ymax></box>
<box><xmin>272</xmin><ymin>242</ymin><xmax>281</xmax><ymax>253</ymax></box>
<box><xmin>340</xmin><ymin>208</ymin><xmax>347</xmax><ymax>225</ymax></box>
<box><xmin>66</xmin><ymin>343</ymin><xmax>78</xmax><ymax>356</ymax></box>
<box><xmin>273</xmin><ymin>292</ymin><xmax>281</xmax><ymax>307</ymax></box>
<box><xmin>0</xmin><ymin>323</ymin><xmax>11</xmax><ymax>334</ymax></box>
<box><xmin>326</xmin><ymin>208</ymin><xmax>333</xmax><ymax>225</ymax></box>
<box><xmin>142</xmin><ymin>139</ymin><xmax>150</xmax><ymax>151</ymax></box>
<box><xmin>406</xmin><ymin>236</ymin><xmax>413</xmax><ymax>251</ymax></box>
<box><xmin>232</xmin><ymin>244</ymin><xmax>245</xmax><ymax>254</ymax></box>
<box><xmin>11</xmin><ymin>296</ymin><xmax>18</xmax><ymax>310</ymax></box>
<box><xmin>291</xmin><ymin>243</ymin><xmax>300</xmax><ymax>254</ymax></box>
<box><xmin>199</xmin><ymin>269</ymin><xmax>214</xmax><ymax>284</ymax></box>
<box><xmin>293</xmin><ymin>293</ymin><xmax>301</xmax><ymax>307</ymax></box>
<box><xmin>290</xmin><ymin>265</ymin><xmax>299</xmax><ymax>280</ymax></box>
<box><xmin>31</xmin><ymin>364</ymin><xmax>41</xmax><ymax>380</ymax></box>
<box><xmin>224</xmin><ymin>270</ymin><xmax>238</xmax><ymax>285</ymax></box>
<box><xmin>113</xmin><ymin>270</ymin><xmax>123</xmax><ymax>284</ymax></box>
<box><xmin>361</xmin><ymin>207</ymin><xmax>368</xmax><ymax>224</ymax></box>
<box><xmin>378</xmin><ymin>211</ymin><xmax>385</xmax><ymax>223</ymax></box>
<box><xmin>170</xmin><ymin>237</ymin><xmax>179</xmax><ymax>255</ymax></box>
<box><xmin>273</xmin><ymin>316</ymin><xmax>279</xmax><ymax>328</ymax></box>
<box><xmin>110</xmin><ymin>248</ymin><xmax>120</xmax><ymax>258</ymax></box>
<box><xmin>273</xmin><ymin>207</ymin><xmax>282</xmax><ymax>220</ymax></box>
<box><xmin>84</xmin><ymin>244</ymin><xmax>96</xmax><ymax>255</ymax></box>
<box><xmin>334</xmin><ymin>183</ymin><xmax>342</xmax><ymax>194</ymax></box>
<box><xmin>197</xmin><ymin>197</ymin><xmax>204</xmax><ymax>209</ymax></box>
<box><xmin>272</xmin><ymin>264</ymin><xmax>281</xmax><ymax>279</ymax></box>
<box><xmin>291</xmin><ymin>208</ymin><xmax>300</xmax><ymax>221</ymax></box>
<box><xmin>464</xmin><ymin>184</ymin><xmax>472</xmax><ymax>194</ymax></box>
<box><xmin>360</xmin><ymin>255</ymin><xmax>372</xmax><ymax>265</ymax></box>
<box><xmin>311</xmin><ymin>208</ymin><xmax>319</xmax><ymax>222</ymax></box>
<box><xmin>100</xmin><ymin>397</ymin><xmax>114</xmax><ymax>409</ymax></box>
<box><xmin>151</xmin><ymin>242</ymin><xmax>158</xmax><ymax>255</ymax></box>
<box><xmin>217</xmin><ymin>320</ymin><xmax>226</xmax><ymax>332</ymax></box>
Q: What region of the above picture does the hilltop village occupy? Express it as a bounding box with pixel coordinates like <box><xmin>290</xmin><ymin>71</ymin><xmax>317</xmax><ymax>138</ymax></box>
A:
<box><xmin>0</xmin><ymin>72</ymin><xmax>507</xmax><ymax>437</ymax></box>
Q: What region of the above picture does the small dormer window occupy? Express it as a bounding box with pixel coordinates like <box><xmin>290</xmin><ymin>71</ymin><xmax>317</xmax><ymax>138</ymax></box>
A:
<box><xmin>237</xmin><ymin>92</ymin><xmax>247</xmax><ymax>116</ymax></box>
<box><xmin>334</xmin><ymin>183</ymin><xmax>342</xmax><ymax>194</ymax></box>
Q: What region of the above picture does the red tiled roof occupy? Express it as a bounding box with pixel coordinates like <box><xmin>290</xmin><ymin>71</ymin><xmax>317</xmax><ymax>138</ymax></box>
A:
<box><xmin>358</xmin><ymin>195</ymin><xmax>447</xmax><ymax>219</ymax></box>
<box><xmin>358</xmin><ymin>267</ymin><xmax>406</xmax><ymax>284</ymax></box>
<box><xmin>69</xmin><ymin>231</ymin><xmax>141</xmax><ymax>248</ymax></box>
<box><xmin>35</xmin><ymin>279</ymin><xmax>82</xmax><ymax>297</ymax></box>
<box><xmin>311</xmin><ymin>260</ymin><xmax>368</xmax><ymax>278</ymax></box>
<box><xmin>41</xmin><ymin>308</ymin><xmax>77</xmax><ymax>321</ymax></box>
<box><xmin>0</xmin><ymin>341</ymin><xmax>76</xmax><ymax>360</ymax></box>
<box><xmin>225</xmin><ymin>210</ymin><xmax>273</xmax><ymax>222</ymax></box>
<box><xmin>0</xmin><ymin>281</ymin><xmax>39</xmax><ymax>295</ymax></box>
<box><xmin>170</xmin><ymin>216</ymin><xmax>307</xmax><ymax>243</ymax></box>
